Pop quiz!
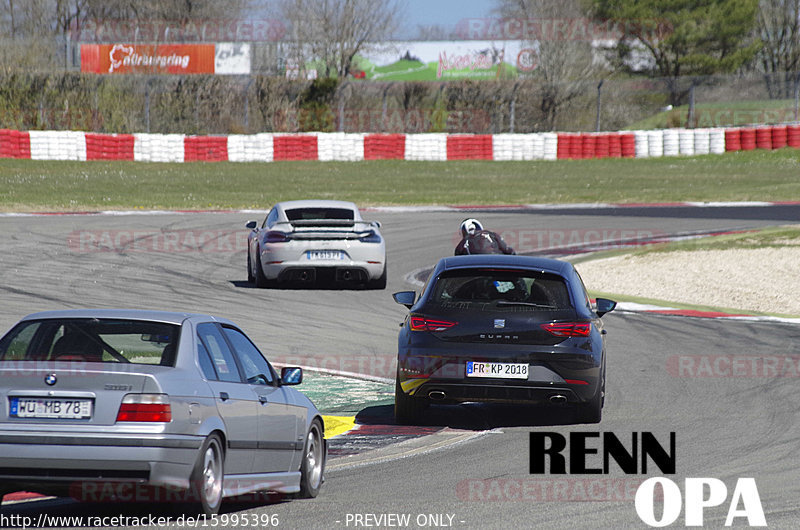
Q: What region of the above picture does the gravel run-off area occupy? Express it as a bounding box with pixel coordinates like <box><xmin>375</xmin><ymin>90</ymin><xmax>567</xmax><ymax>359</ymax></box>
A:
<box><xmin>575</xmin><ymin>247</ymin><xmax>800</xmax><ymax>316</ymax></box>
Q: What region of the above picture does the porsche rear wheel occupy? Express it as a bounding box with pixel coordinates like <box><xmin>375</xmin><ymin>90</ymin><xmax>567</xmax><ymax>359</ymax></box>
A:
<box><xmin>369</xmin><ymin>262</ymin><xmax>387</xmax><ymax>290</ymax></box>
<box><xmin>254</xmin><ymin>249</ymin><xmax>271</xmax><ymax>288</ymax></box>
<box><xmin>247</xmin><ymin>252</ymin><xmax>255</xmax><ymax>283</ymax></box>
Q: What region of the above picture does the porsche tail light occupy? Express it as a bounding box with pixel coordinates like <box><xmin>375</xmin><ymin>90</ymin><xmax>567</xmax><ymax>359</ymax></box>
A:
<box><xmin>265</xmin><ymin>231</ymin><xmax>290</xmax><ymax>243</ymax></box>
<box><xmin>409</xmin><ymin>317</ymin><xmax>458</xmax><ymax>332</ymax></box>
<box><xmin>541</xmin><ymin>322</ymin><xmax>592</xmax><ymax>337</ymax></box>
<box><xmin>116</xmin><ymin>394</ymin><xmax>172</xmax><ymax>422</ymax></box>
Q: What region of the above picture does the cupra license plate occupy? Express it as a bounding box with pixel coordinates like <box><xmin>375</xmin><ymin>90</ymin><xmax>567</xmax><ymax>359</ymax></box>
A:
<box><xmin>466</xmin><ymin>362</ymin><xmax>529</xmax><ymax>379</ymax></box>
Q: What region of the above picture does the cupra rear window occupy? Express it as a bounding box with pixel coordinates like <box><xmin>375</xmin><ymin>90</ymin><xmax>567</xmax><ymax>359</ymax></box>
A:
<box><xmin>285</xmin><ymin>208</ymin><xmax>354</xmax><ymax>221</ymax></box>
<box><xmin>430</xmin><ymin>269</ymin><xmax>573</xmax><ymax>310</ymax></box>
<box><xmin>0</xmin><ymin>319</ymin><xmax>180</xmax><ymax>366</ymax></box>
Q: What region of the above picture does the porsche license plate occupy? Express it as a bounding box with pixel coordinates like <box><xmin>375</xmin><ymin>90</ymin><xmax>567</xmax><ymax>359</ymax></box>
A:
<box><xmin>466</xmin><ymin>362</ymin><xmax>528</xmax><ymax>379</ymax></box>
<box><xmin>9</xmin><ymin>398</ymin><xmax>93</xmax><ymax>419</ymax></box>
<box><xmin>307</xmin><ymin>250</ymin><xmax>343</xmax><ymax>260</ymax></box>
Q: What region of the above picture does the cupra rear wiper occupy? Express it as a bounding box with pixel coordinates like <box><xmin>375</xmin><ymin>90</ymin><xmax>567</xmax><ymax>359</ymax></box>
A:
<box><xmin>495</xmin><ymin>301</ymin><xmax>556</xmax><ymax>308</ymax></box>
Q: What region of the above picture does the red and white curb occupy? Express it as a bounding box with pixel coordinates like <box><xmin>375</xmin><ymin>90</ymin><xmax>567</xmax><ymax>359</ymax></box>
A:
<box><xmin>613</xmin><ymin>301</ymin><xmax>800</xmax><ymax>324</ymax></box>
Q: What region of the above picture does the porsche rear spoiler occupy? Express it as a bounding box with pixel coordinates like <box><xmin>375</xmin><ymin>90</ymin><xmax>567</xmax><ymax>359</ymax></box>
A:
<box><xmin>285</xmin><ymin>219</ymin><xmax>357</xmax><ymax>228</ymax></box>
<box><xmin>275</xmin><ymin>220</ymin><xmax>381</xmax><ymax>230</ymax></box>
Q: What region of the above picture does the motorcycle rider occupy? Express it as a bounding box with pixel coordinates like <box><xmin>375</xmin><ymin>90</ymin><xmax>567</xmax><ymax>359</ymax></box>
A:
<box><xmin>454</xmin><ymin>218</ymin><xmax>515</xmax><ymax>255</ymax></box>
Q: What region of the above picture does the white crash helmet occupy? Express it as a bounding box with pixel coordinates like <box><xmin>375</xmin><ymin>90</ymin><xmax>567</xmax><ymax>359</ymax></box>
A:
<box><xmin>460</xmin><ymin>218</ymin><xmax>483</xmax><ymax>237</ymax></box>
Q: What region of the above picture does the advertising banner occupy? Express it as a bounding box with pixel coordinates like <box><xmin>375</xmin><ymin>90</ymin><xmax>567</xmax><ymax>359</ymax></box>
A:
<box><xmin>352</xmin><ymin>41</ymin><xmax>534</xmax><ymax>81</ymax></box>
<box><xmin>81</xmin><ymin>43</ymin><xmax>251</xmax><ymax>75</ymax></box>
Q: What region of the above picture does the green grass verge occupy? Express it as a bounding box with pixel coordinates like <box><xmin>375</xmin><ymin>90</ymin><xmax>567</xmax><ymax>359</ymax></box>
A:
<box><xmin>1</xmin><ymin>149</ymin><xmax>800</xmax><ymax>212</ymax></box>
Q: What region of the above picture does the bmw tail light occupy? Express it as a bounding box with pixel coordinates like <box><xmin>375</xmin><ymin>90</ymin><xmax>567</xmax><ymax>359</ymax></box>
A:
<box><xmin>541</xmin><ymin>322</ymin><xmax>592</xmax><ymax>337</ymax></box>
<box><xmin>359</xmin><ymin>230</ymin><xmax>382</xmax><ymax>243</ymax></box>
<box><xmin>265</xmin><ymin>231</ymin><xmax>290</xmax><ymax>243</ymax></box>
<box><xmin>409</xmin><ymin>317</ymin><xmax>458</xmax><ymax>332</ymax></box>
<box><xmin>116</xmin><ymin>394</ymin><xmax>172</xmax><ymax>422</ymax></box>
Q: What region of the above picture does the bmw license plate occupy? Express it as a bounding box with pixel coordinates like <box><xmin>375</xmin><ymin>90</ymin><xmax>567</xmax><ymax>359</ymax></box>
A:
<box><xmin>9</xmin><ymin>398</ymin><xmax>92</xmax><ymax>419</ymax></box>
<box><xmin>307</xmin><ymin>250</ymin><xmax>343</xmax><ymax>260</ymax></box>
<box><xmin>466</xmin><ymin>362</ymin><xmax>528</xmax><ymax>379</ymax></box>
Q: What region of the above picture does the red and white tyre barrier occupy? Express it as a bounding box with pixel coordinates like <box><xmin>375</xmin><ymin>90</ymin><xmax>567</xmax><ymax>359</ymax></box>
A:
<box><xmin>0</xmin><ymin>126</ymin><xmax>797</xmax><ymax>162</ymax></box>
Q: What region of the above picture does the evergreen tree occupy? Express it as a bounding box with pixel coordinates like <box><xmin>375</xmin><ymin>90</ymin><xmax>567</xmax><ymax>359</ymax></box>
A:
<box><xmin>591</xmin><ymin>0</ymin><xmax>761</xmax><ymax>104</ymax></box>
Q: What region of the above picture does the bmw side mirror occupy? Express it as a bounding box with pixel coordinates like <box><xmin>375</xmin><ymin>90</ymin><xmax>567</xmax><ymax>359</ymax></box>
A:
<box><xmin>245</xmin><ymin>220</ymin><xmax>258</xmax><ymax>230</ymax></box>
<box><xmin>371</xmin><ymin>221</ymin><xmax>382</xmax><ymax>229</ymax></box>
<box><xmin>280</xmin><ymin>366</ymin><xmax>303</xmax><ymax>385</ymax></box>
<box><xmin>393</xmin><ymin>291</ymin><xmax>416</xmax><ymax>309</ymax></box>
<box><xmin>595</xmin><ymin>298</ymin><xmax>617</xmax><ymax>317</ymax></box>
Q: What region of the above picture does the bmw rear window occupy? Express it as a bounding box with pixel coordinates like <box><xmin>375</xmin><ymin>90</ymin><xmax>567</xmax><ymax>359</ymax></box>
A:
<box><xmin>429</xmin><ymin>269</ymin><xmax>573</xmax><ymax>311</ymax></box>
<box><xmin>285</xmin><ymin>208</ymin><xmax>354</xmax><ymax>221</ymax></box>
<box><xmin>0</xmin><ymin>319</ymin><xmax>180</xmax><ymax>366</ymax></box>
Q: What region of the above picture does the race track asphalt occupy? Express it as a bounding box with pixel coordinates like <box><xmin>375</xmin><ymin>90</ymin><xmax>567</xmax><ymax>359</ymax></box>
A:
<box><xmin>1</xmin><ymin>206</ymin><xmax>799</xmax><ymax>528</ymax></box>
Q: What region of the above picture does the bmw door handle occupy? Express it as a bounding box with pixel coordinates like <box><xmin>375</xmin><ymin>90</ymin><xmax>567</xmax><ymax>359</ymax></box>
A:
<box><xmin>258</xmin><ymin>395</ymin><xmax>269</xmax><ymax>404</ymax></box>
<box><xmin>219</xmin><ymin>392</ymin><xmax>230</xmax><ymax>401</ymax></box>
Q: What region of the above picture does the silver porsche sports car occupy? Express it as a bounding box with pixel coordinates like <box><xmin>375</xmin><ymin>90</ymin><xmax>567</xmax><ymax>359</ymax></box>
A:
<box><xmin>246</xmin><ymin>200</ymin><xmax>387</xmax><ymax>289</ymax></box>
<box><xmin>0</xmin><ymin>309</ymin><xmax>326</xmax><ymax>515</ymax></box>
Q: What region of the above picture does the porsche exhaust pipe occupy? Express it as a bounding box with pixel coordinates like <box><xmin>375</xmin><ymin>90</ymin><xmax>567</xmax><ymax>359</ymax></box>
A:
<box><xmin>549</xmin><ymin>394</ymin><xmax>568</xmax><ymax>404</ymax></box>
<box><xmin>342</xmin><ymin>270</ymin><xmax>352</xmax><ymax>281</ymax></box>
<box><xmin>428</xmin><ymin>390</ymin><xmax>446</xmax><ymax>401</ymax></box>
<box><xmin>299</xmin><ymin>271</ymin><xmax>309</xmax><ymax>281</ymax></box>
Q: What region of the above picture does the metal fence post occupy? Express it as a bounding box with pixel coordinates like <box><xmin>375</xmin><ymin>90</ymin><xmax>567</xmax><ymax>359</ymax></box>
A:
<box><xmin>509</xmin><ymin>81</ymin><xmax>520</xmax><ymax>133</ymax></box>
<box><xmin>244</xmin><ymin>77</ymin><xmax>254</xmax><ymax>131</ymax></box>
<box><xmin>337</xmin><ymin>82</ymin><xmax>349</xmax><ymax>132</ymax></box>
<box><xmin>145</xmin><ymin>79</ymin><xmax>151</xmax><ymax>133</ymax></box>
<box><xmin>794</xmin><ymin>72</ymin><xmax>800</xmax><ymax>122</ymax></box>
<box><xmin>595</xmin><ymin>79</ymin><xmax>604</xmax><ymax>132</ymax></box>
<box><xmin>381</xmin><ymin>83</ymin><xmax>392</xmax><ymax>132</ymax></box>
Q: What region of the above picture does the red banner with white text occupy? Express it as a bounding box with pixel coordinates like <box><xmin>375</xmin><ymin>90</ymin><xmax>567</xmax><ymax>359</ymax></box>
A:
<box><xmin>81</xmin><ymin>44</ymin><xmax>216</xmax><ymax>74</ymax></box>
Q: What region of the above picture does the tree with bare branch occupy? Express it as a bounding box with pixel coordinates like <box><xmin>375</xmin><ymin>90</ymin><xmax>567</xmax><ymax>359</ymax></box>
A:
<box><xmin>756</xmin><ymin>0</ymin><xmax>800</xmax><ymax>98</ymax></box>
<box><xmin>0</xmin><ymin>0</ymin><xmax>249</xmax><ymax>71</ymax></box>
<box><xmin>496</xmin><ymin>0</ymin><xmax>602</xmax><ymax>131</ymax></box>
<box><xmin>278</xmin><ymin>0</ymin><xmax>401</xmax><ymax>78</ymax></box>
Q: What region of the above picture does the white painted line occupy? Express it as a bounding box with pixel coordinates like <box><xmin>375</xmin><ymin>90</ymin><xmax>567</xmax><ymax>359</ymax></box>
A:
<box><xmin>0</xmin><ymin>201</ymin><xmax>796</xmax><ymax>217</ymax></box>
<box><xmin>274</xmin><ymin>363</ymin><xmax>394</xmax><ymax>385</ymax></box>
<box><xmin>684</xmin><ymin>201</ymin><xmax>776</xmax><ymax>207</ymax></box>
